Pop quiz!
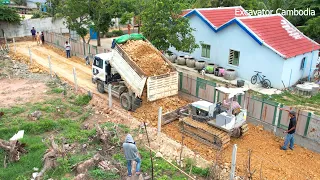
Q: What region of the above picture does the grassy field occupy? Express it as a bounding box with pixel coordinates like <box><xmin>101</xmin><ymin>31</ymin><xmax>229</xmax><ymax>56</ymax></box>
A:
<box><xmin>0</xmin><ymin>79</ymin><xmax>210</xmax><ymax>180</ymax></box>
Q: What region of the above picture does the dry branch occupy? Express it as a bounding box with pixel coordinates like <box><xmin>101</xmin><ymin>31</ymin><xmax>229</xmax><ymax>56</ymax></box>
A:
<box><xmin>75</xmin><ymin>153</ymin><xmax>103</xmax><ymax>175</ymax></box>
<box><xmin>36</xmin><ymin>136</ymin><xmax>66</xmax><ymax>179</ymax></box>
<box><xmin>0</xmin><ymin>139</ymin><xmax>27</xmax><ymax>165</ymax></box>
<box><xmin>95</xmin><ymin>124</ymin><xmax>109</xmax><ymax>149</ymax></box>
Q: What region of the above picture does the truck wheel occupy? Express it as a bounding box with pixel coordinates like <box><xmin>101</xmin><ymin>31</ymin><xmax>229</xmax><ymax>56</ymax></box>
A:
<box><xmin>97</xmin><ymin>81</ymin><xmax>105</xmax><ymax>94</ymax></box>
<box><xmin>120</xmin><ymin>93</ymin><xmax>132</xmax><ymax>111</ymax></box>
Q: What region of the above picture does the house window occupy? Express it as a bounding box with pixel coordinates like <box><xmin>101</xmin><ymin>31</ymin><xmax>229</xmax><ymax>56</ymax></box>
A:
<box><xmin>229</xmin><ymin>49</ymin><xmax>240</xmax><ymax>66</ymax></box>
<box><xmin>201</xmin><ymin>44</ymin><xmax>210</xmax><ymax>58</ymax></box>
<box><xmin>300</xmin><ymin>57</ymin><xmax>306</xmax><ymax>70</ymax></box>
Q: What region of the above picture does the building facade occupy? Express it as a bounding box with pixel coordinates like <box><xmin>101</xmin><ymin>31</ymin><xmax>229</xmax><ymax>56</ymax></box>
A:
<box><xmin>170</xmin><ymin>7</ymin><xmax>320</xmax><ymax>89</ymax></box>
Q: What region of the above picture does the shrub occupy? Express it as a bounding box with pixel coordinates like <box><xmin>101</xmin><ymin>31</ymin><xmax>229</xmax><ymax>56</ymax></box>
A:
<box><xmin>73</xmin><ymin>94</ymin><xmax>92</xmax><ymax>106</ymax></box>
<box><xmin>112</xmin><ymin>30</ymin><xmax>124</xmax><ymax>36</ymax></box>
<box><xmin>106</xmin><ymin>32</ymin><xmax>113</xmax><ymax>38</ymax></box>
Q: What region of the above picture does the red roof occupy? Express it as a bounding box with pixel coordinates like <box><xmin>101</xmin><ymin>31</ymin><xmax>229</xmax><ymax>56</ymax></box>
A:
<box><xmin>181</xmin><ymin>10</ymin><xmax>191</xmax><ymax>16</ymax></box>
<box><xmin>198</xmin><ymin>7</ymin><xmax>248</xmax><ymax>27</ymax></box>
<box><xmin>239</xmin><ymin>15</ymin><xmax>320</xmax><ymax>58</ymax></box>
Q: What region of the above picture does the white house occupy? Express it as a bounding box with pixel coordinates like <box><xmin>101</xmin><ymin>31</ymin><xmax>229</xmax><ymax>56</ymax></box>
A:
<box><xmin>26</xmin><ymin>0</ymin><xmax>46</xmax><ymax>9</ymax></box>
<box><xmin>170</xmin><ymin>6</ymin><xmax>320</xmax><ymax>89</ymax></box>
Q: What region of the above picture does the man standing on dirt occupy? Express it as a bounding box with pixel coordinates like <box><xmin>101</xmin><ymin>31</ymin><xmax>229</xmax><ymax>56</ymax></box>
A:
<box><xmin>123</xmin><ymin>134</ymin><xmax>141</xmax><ymax>177</ymax></box>
<box><xmin>41</xmin><ymin>32</ymin><xmax>45</xmax><ymax>45</ymax></box>
<box><xmin>280</xmin><ymin>109</ymin><xmax>296</xmax><ymax>150</ymax></box>
<box><xmin>36</xmin><ymin>32</ymin><xmax>41</xmax><ymax>45</ymax></box>
<box><xmin>31</xmin><ymin>27</ymin><xmax>36</xmax><ymax>41</ymax></box>
<box><xmin>65</xmin><ymin>41</ymin><xmax>71</xmax><ymax>58</ymax></box>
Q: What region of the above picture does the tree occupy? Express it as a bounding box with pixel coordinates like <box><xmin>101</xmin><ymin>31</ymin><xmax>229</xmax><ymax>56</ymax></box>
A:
<box><xmin>12</xmin><ymin>0</ymin><xmax>27</xmax><ymax>6</ymax></box>
<box><xmin>57</xmin><ymin>0</ymin><xmax>90</xmax><ymax>54</ymax></box>
<box><xmin>304</xmin><ymin>16</ymin><xmax>320</xmax><ymax>40</ymax></box>
<box><xmin>0</xmin><ymin>5</ymin><xmax>21</xmax><ymax>24</ymax></box>
<box><xmin>88</xmin><ymin>0</ymin><xmax>114</xmax><ymax>46</ymax></box>
<box><xmin>141</xmin><ymin>0</ymin><xmax>199</xmax><ymax>53</ymax></box>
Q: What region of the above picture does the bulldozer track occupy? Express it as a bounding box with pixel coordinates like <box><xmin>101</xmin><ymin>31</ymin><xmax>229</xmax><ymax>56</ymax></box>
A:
<box><xmin>180</xmin><ymin>117</ymin><xmax>230</xmax><ymax>149</ymax></box>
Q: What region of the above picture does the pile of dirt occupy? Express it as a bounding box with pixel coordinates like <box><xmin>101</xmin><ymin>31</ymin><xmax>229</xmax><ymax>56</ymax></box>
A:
<box><xmin>121</xmin><ymin>40</ymin><xmax>172</xmax><ymax>76</ymax></box>
<box><xmin>9</xmin><ymin>52</ymin><xmax>46</xmax><ymax>74</ymax></box>
<box><xmin>132</xmin><ymin>96</ymin><xmax>189</xmax><ymax>126</ymax></box>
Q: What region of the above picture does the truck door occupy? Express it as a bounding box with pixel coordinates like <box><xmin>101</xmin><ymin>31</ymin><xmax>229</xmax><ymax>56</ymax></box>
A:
<box><xmin>92</xmin><ymin>56</ymin><xmax>105</xmax><ymax>82</ymax></box>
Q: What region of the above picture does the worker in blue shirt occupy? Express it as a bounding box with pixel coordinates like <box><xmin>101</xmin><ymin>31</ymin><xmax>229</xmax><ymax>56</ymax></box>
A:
<box><xmin>31</xmin><ymin>27</ymin><xmax>36</xmax><ymax>41</ymax></box>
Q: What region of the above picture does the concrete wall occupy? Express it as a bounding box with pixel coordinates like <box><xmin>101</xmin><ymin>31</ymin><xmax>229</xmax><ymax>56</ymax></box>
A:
<box><xmin>170</xmin><ymin>14</ymin><xmax>285</xmax><ymax>89</ymax></box>
<box><xmin>281</xmin><ymin>50</ymin><xmax>319</xmax><ymax>87</ymax></box>
<box><xmin>0</xmin><ymin>17</ymin><xmax>68</xmax><ymax>38</ymax></box>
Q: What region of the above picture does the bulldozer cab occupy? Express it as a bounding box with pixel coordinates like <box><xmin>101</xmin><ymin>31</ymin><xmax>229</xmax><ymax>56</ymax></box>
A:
<box><xmin>190</xmin><ymin>101</ymin><xmax>215</xmax><ymax>117</ymax></box>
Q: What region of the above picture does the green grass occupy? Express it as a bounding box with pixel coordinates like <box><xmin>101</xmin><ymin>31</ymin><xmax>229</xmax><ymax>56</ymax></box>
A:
<box><xmin>0</xmin><ymin>93</ymin><xmax>97</xmax><ymax>180</ymax></box>
<box><xmin>0</xmin><ymin>135</ymin><xmax>47</xmax><ymax>180</ymax></box>
<box><xmin>89</xmin><ymin>168</ymin><xmax>120</xmax><ymax>180</ymax></box>
<box><xmin>50</xmin><ymin>87</ymin><xmax>64</xmax><ymax>94</ymax></box>
<box><xmin>253</xmin><ymin>90</ymin><xmax>320</xmax><ymax>113</ymax></box>
<box><xmin>112</xmin><ymin>148</ymin><xmax>208</xmax><ymax>179</ymax></box>
<box><xmin>72</xmin><ymin>94</ymin><xmax>92</xmax><ymax>106</ymax></box>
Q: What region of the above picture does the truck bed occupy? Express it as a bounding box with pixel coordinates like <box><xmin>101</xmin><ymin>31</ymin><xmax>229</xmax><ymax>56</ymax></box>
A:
<box><xmin>111</xmin><ymin>41</ymin><xmax>178</xmax><ymax>101</ymax></box>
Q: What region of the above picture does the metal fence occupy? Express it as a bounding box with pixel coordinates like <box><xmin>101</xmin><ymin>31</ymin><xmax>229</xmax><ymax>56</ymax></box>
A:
<box><xmin>43</xmin><ymin>32</ymin><xmax>110</xmax><ymax>59</ymax></box>
<box><xmin>179</xmin><ymin>72</ymin><xmax>320</xmax><ymax>144</ymax></box>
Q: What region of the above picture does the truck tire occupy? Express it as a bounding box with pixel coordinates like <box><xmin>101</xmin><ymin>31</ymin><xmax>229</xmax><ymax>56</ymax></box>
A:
<box><xmin>97</xmin><ymin>81</ymin><xmax>105</xmax><ymax>94</ymax></box>
<box><xmin>120</xmin><ymin>93</ymin><xmax>132</xmax><ymax>111</ymax></box>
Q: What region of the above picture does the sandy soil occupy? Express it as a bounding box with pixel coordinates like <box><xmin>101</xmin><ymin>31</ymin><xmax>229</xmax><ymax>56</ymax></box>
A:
<box><xmin>163</xmin><ymin>122</ymin><xmax>320</xmax><ymax>179</ymax></box>
<box><xmin>10</xmin><ymin>41</ymin><xmax>320</xmax><ymax>180</ymax></box>
<box><xmin>121</xmin><ymin>40</ymin><xmax>172</xmax><ymax>76</ymax></box>
<box><xmin>0</xmin><ymin>79</ymin><xmax>49</xmax><ymax>107</ymax></box>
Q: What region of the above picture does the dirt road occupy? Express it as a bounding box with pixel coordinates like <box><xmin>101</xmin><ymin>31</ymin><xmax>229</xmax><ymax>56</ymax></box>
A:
<box><xmin>11</xmin><ymin>41</ymin><xmax>320</xmax><ymax>180</ymax></box>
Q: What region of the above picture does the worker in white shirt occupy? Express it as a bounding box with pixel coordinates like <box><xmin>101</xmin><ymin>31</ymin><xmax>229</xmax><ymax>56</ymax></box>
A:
<box><xmin>65</xmin><ymin>41</ymin><xmax>71</xmax><ymax>58</ymax></box>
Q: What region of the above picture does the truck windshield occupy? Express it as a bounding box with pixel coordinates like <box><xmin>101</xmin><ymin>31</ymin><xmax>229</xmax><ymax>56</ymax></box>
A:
<box><xmin>93</xmin><ymin>57</ymin><xmax>103</xmax><ymax>69</ymax></box>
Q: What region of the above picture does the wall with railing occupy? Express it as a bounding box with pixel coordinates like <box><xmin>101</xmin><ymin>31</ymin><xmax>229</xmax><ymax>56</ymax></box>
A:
<box><xmin>44</xmin><ymin>32</ymin><xmax>111</xmax><ymax>59</ymax></box>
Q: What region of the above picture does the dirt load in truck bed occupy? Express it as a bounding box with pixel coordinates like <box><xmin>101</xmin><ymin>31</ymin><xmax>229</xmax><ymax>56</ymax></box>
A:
<box><xmin>120</xmin><ymin>40</ymin><xmax>172</xmax><ymax>76</ymax></box>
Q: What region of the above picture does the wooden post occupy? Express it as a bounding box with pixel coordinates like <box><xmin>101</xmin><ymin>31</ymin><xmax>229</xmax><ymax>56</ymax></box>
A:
<box><xmin>108</xmin><ymin>84</ymin><xmax>112</xmax><ymax>108</ymax></box>
<box><xmin>28</xmin><ymin>46</ymin><xmax>32</xmax><ymax>65</ymax></box>
<box><xmin>48</xmin><ymin>55</ymin><xmax>52</xmax><ymax>77</ymax></box>
<box><xmin>73</xmin><ymin>67</ymin><xmax>78</xmax><ymax>91</ymax></box>
<box><xmin>144</xmin><ymin>122</ymin><xmax>154</xmax><ymax>180</ymax></box>
<box><xmin>13</xmin><ymin>37</ymin><xmax>16</xmax><ymax>53</ymax></box>
<box><xmin>230</xmin><ymin>144</ymin><xmax>237</xmax><ymax>180</ymax></box>
<box><xmin>157</xmin><ymin>107</ymin><xmax>162</xmax><ymax>135</ymax></box>
<box><xmin>4</xmin><ymin>33</ymin><xmax>9</xmax><ymax>51</ymax></box>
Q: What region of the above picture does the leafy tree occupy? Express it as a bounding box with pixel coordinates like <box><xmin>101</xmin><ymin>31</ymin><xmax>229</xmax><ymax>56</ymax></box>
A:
<box><xmin>88</xmin><ymin>0</ymin><xmax>114</xmax><ymax>46</ymax></box>
<box><xmin>56</xmin><ymin>0</ymin><xmax>90</xmax><ymax>54</ymax></box>
<box><xmin>0</xmin><ymin>5</ymin><xmax>21</xmax><ymax>24</ymax></box>
<box><xmin>141</xmin><ymin>0</ymin><xmax>199</xmax><ymax>53</ymax></box>
<box><xmin>12</xmin><ymin>0</ymin><xmax>27</xmax><ymax>6</ymax></box>
<box><xmin>304</xmin><ymin>16</ymin><xmax>320</xmax><ymax>40</ymax></box>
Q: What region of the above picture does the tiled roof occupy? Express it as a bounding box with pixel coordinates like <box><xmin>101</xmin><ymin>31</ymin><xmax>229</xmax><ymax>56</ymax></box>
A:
<box><xmin>239</xmin><ymin>15</ymin><xmax>320</xmax><ymax>58</ymax></box>
<box><xmin>183</xmin><ymin>7</ymin><xmax>320</xmax><ymax>58</ymax></box>
<box><xmin>198</xmin><ymin>7</ymin><xmax>248</xmax><ymax>27</ymax></box>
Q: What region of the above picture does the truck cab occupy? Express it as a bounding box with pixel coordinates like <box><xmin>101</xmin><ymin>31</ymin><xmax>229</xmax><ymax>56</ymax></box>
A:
<box><xmin>92</xmin><ymin>53</ymin><xmax>142</xmax><ymax>111</ymax></box>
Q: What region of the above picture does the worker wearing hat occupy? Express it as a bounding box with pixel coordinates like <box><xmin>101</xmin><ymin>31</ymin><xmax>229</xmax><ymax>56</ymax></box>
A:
<box><xmin>279</xmin><ymin>109</ymin><xmax>297</xmax><ymax>150</ymax></box>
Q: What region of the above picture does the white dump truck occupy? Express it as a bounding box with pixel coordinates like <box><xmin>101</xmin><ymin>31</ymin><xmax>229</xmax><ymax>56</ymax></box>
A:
<box><xmin>91</xmin><ymin>38</ymin><xmax>179</xmax><ymax>111</ymax></box>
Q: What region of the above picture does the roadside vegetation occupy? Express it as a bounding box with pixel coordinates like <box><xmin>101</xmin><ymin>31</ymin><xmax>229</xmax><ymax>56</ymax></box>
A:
<box><xmin>0</xmin><ymin>77</ymin><xmax>210</xmax><ymax>179</ymax></box>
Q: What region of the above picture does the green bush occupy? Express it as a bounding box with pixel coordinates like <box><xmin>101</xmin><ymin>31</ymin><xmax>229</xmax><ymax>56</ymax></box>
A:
<box><xmin>89</xmin><ymin>168</ymin><xmax>120</xmax><ymax>179</ymax></box>
<box><xmin>73</xmin><ymin>94</ymin><xmax>92</xmax><ymax>106</ymax></box>
<box><xmin>31</xmin><ymin>10</ymin><xmax>49</xmax><ymax>19</ymax></box>
<box><xmin>106</xmin><ymin>32</ymin><xmax>113</xmax><ymax>38</ymax></box>
<box><xmin>112</xmin><ymin>30</ymin><xmax>124</xmax><ymax>36</ymax></box>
